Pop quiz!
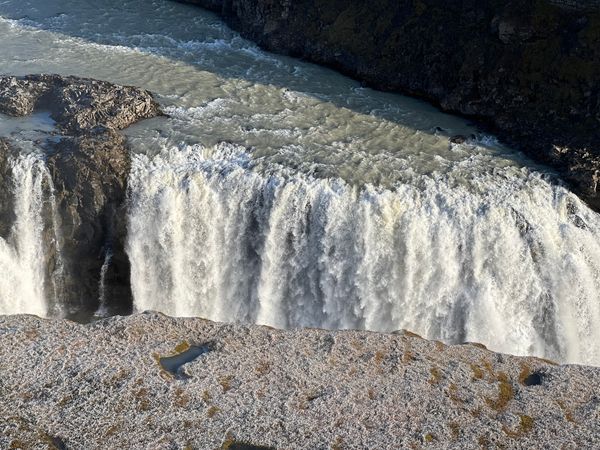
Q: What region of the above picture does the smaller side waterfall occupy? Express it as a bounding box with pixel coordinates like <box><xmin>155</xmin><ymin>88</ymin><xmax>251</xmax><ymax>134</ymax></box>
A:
<box><xmin>94</xmin><ymin>248</ymin><xmax>113</xmax><ymax>318</ymax></box>
<box><xmin>0</xmin><ymin>152</ymin><xmax>62</xmax><ymax>316</ymax></box>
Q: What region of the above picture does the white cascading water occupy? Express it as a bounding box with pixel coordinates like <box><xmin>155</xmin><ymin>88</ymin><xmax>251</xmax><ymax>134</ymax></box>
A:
<box><xmin>0</xmin><ymin>153</ymin><xmax>53</xmax><ymax>316</ymax></box>
<box><xmin>93</xmin><ymin>249</ymin><xmax>113</xmax><ymax>318</ymax></box>
<box><xmin>127</xmin><ymin>143</ymin><xmax>600</xmax><ymax>365</ymax></box>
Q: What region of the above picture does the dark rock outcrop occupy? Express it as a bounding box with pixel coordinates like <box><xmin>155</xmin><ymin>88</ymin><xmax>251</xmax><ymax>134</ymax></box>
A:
<box><xmin>46</xmin><ymin>130</ymin><xmax>133</xmax><ymax>318</ymax></box>
<box><xmin>0</xmin><ymin>139</ymin><xmax>17</xmax><ymax>240</ymax></box>
<box><xmin>0</xmin><ymin>75</ymin><xmax>159</xmax><ymax>132</ymax></box>
<box><xmin>180</xmin><ymin>0</ymin><xmax>600</xmax><ymax>209</ymax></box>
<box><xmin>0</xmin><ymin>75</ymin><xmax>161</xmax><ymax>319</ymax></box>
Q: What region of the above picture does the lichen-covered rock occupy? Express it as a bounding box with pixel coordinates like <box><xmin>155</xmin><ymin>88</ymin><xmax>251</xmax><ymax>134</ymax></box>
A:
<box><xmin>0</xmin><ymin>312</ymin><xmax>598</xmax><ymax>449</ymax></box>
<box><xmin>180</xmin><ymin>0</ymin><xmax>600</xmax><ymax>210</ymax></box>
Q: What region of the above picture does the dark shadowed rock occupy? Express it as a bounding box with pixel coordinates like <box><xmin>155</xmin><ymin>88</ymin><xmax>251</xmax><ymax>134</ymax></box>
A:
<box><xmin>0</xmin><ymin>74</ymin><xmax>161</xmax><ymax>319</ymax></box>
<box><xmin>46</xmin><ymin>130</ymin><xmax>132</xmax><ymax>317</ymax></box>
<box><xmin>0</xmin><ymin>139</ymin><xmax>17</xmax><ymax>240</ymax></box>
<box><xmin>450</xmin><ymin>135</ymin><xmax>467</xmax><ymax>145</ymax></box>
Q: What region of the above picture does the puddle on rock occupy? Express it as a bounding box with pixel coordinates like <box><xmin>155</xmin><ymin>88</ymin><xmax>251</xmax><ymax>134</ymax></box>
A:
<box><xmin>158</xmin><ymin>341</ymin><xmax>213</xmax><ymax>377</ymax></box>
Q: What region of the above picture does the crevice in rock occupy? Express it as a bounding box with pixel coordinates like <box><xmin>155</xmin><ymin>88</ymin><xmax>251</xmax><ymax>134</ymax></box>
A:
<box><xmin>522</xmin><ymin>372</ymin><xmax>544</xmax><ymax>386</ymax></box>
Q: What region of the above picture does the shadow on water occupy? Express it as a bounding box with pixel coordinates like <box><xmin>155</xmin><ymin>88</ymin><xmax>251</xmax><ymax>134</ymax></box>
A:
<box><xmin>0</xmin><ymin>0</ymin><xmax>549</xmax><ymax>173</ymax></box>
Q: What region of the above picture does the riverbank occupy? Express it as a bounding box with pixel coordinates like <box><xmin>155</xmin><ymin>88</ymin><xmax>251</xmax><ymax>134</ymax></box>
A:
<box><xmin>179</xmin><ymin>0</ymin><xmax>600</xmax><ymax>211</ymax></box>
<box><xmin>0</xmin><ymin>312</ymin><xmax>598</xmax><ymax>449</ymax></box>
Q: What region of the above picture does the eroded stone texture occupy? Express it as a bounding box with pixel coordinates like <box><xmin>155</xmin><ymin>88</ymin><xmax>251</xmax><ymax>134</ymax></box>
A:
<box><xmin>0</xmin><ymin>74</ymin><xmax>160</xmax><ymax>132</ymax></box>
<box><xmin>0</xmin><ymin>313</ymin><xmax>598</xmax><ymax>449</ymax></box>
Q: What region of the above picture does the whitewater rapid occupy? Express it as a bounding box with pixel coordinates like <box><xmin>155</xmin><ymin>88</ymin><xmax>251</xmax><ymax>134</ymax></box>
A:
<box><xmin>0</xmin><ymin>0</ymin><xmax>599</xmax><ymax>364</ymax></box>
<box><xmin>127</xmin><ymin>142</ymin><xmax>600</xmax><ymax>365</ymax></box>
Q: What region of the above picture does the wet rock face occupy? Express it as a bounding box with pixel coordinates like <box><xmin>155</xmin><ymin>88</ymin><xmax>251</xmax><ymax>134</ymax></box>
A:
<box><xmin>181</xmin><ymin>0</ymin><xmax>600</xmax><ymax>210</ymax></box>
<box><xmin>0</xmin><ymin>140</ymin><xmax>17</xmax><ymax>240</ymax></box>
<box><xmin>46</xmin><ymin>130</ymin><xmax>132</xmax><ymax>317</ymax></box>
<box><xmin>0</xmin><ymin>74</ymin><xmax>161</xmax><ymax>319</ymax></box>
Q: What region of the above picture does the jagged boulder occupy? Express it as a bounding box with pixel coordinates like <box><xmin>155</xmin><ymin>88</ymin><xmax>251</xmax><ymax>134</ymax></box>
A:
<box><xmin>0</xmin><ymin>74</ymin><xmax>160</xmax><ymax>131</ymax></box>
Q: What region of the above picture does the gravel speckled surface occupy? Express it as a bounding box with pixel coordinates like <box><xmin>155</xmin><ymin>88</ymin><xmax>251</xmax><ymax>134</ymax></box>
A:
<box><xmin>0</xmin><ymin>312</ymin><xmax>598</xmax><ymax>449</ymax></box>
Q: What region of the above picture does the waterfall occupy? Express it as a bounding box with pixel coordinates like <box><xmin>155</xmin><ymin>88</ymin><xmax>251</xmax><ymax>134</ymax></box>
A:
<box><xmin>127</xmin><ymin>143</ymin><xmax>600</xmax><ymax>365</ymax></box>
<box><xmin>0</xmin><ymin>152</ymin><xmax>61</xmax><ymax>317</ymax></box>
<box><xmin>94</xmin><ymin>248</ymin><xmax>113</xmax><ymax>318</ymax></box>
<box><xmin>2</xmin><ymin>0</ymin><xmax>598</xmax><ymax>368</ymax></box>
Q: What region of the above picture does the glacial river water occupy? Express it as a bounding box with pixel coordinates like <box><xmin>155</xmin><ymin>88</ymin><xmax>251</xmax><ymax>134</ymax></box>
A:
<box><xmin>1</xmin><ymin>0</ymin><xmax>600</xmax><ymax>365</ymax></box>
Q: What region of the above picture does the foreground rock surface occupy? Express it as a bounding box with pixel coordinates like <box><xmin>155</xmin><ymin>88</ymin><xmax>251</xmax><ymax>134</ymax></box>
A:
<box><xmin>0</xmin><ymin>75</ymin><xmax>161</xmax><ymax>318</ymax></box>
<box><xmin>0</xmin><ymin>313</ymin><xmax>598</xmax><ymax>449</ymax></box>
<box><xmin>181</xmin><ymin>0</ymin><xmax>600</xmax><ymax>210</ymax></box>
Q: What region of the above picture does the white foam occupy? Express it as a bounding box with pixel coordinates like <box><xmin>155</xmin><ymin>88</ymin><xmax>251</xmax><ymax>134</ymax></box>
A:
<box><xmin>127</xmin><ymin>143</ymin><xmax>600</xmax><ymax>365</ymax></box>
<box><xmin>0</xmin><ymin>153</ymin><xmax>53</xmax><ymax>316</ymax></box>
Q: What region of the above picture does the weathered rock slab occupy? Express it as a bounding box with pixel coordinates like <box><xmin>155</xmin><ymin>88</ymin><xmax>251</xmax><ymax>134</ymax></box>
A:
<box><xmin>0</xmin><ymin>313</ymin><xmax>598</xmax><ymax>449</ymax></box>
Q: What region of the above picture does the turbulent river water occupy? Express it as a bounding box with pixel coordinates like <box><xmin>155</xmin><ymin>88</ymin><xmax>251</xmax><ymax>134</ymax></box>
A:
<box><xmin>1</xmin><ymin>0</ymin><xmax>600</xmax><ymax>365</ymax></box>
